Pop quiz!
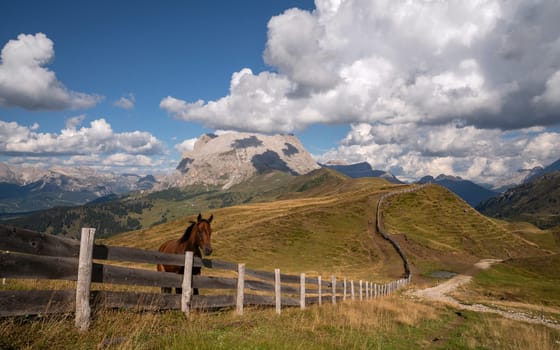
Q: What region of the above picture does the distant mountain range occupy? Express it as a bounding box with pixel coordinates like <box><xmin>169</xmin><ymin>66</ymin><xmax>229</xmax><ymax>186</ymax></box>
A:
<box><xmin>1</xmin><ymin>131</ymin><xmax>558</xmax><ymax>226</ymax></box>
<box><xmin>417</xmin><ymin>174</ymin><xmax>499</xmax><ymax>207</ymax></box>
<box><xmin>477</xmin><ymin>171</ymin><xmax>560</xmax><ymax>229</ymax></box>
<box><xmin>0</xmin><ymin>164</ymin><xmax>157</xmax><ymax>214</ymax></box>
<box><xmin>321</xmin><ymin>161</ymin><xmax>403</xmax><ymax>184</ymax></box>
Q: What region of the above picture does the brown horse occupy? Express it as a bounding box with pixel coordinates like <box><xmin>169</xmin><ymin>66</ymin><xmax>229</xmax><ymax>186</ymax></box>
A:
<box><xmin>157</xmin><ymin>213</ymin><xmax>213</xmax><ymax>294</ymax></box>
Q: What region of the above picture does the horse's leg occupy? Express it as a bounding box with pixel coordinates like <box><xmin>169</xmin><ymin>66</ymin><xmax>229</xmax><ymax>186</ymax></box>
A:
<box><xmin>193</xmin><ymin>266</ymin><xmax>201</xmax><ymax>295</ymax></box>
<box><xmin>157</xmin><ymin>264</ymin><xmax>172</xmax><ymax>294</ymax></box>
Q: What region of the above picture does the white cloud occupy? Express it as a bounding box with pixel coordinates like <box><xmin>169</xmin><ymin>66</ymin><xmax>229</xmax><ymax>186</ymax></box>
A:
<box><xmin>0</xmin><ymin>119</ymin><xmax>166</xmax><ymax>157</ymax></box>
<box><xmin>113</xmin><ymin>93</ymin><xmax>135</xmax><ymax>110</ymax></box>
<box><xmin>160</xmin><ymin>0</ymin><xmax>560</xmax><ymax>183</ymax></box>
<box><xmin>533</xmin><ymin>70</ymin><xmax>560</xmax><ymax>109</ymax></box>
<box><xmin>0</xmin><ymin>33</ymin><xmax>103</xmax><ymax>110</ymax></box>
<box><xmin>66</xmin><ymin>114</ymin><xmax>86</xmax><ymax>129</ymax></box>
<box><xmin>318</xmin><ymin>122</ymin><xmax>560</xmax><ymax>184</ymax></box>
<box><xmin>174</xmin><ymin>138</ymin><xmax>198</xmax><ymax>153</ymax></box>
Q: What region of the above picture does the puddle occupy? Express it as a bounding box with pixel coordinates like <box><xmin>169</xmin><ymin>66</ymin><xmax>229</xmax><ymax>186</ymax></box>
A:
<box><xmin>430</xmin><ymin>271</ymin><xmax>458</xmax><ymax>279</ymax></box>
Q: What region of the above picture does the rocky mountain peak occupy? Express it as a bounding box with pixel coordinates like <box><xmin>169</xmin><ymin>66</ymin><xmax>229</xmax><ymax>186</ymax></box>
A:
<box><xmin>175</xmin><ymin>132</ymin><xmax>320</xmax><ymax>189</ymax></box>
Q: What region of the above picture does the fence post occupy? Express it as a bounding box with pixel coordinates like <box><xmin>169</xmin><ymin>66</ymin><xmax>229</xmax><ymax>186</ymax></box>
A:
<box><xmin>359</xmin><ymin>280</ymin><xmax>363</xmax><ymax>301</ymax></box>
<box><xmin>366</xmin><ymin>281</ymin><xmax>369</xmax><ymax>300</ymax></box>
<box><xmin>351</xmin><ymin>280</ymin><xmax>355</xmax><ymax>301</ymax></box>
<box><xmin>318</xmin><ymin>276</ymin><xmax>322</xmax><ymax>305</ymax></box>
<box><xmin>182</xmin><ymin>251</ymin><xmax>194</xmax><ymax>317</ymax></box>
<box><xmin>343</xmin><ymin>278</ymin><xmax>347</xmax><ymax>301</ymax></box>
<box><xmin>75</xmin><ymin>227</ymin><xmax>95</xmax><ymax>331</ymax></box>
<box><xmin>300</xmin><ymin>273</ymin><xmax>306</xmax><ymax>310</ymax></box>
<box><xmin>236</xmin><ymin>263</ymin><xmax>245</xmax><ymax>315</ymax></box>
<box><xmin>275</xmin><ymin>268</ymin><xmax>281</xmax><ymax>314</ymax></box>
<box><xmin>331</xmin><ymin>275</ymin><xmax>337</xmax><ymax>305</ymax></box>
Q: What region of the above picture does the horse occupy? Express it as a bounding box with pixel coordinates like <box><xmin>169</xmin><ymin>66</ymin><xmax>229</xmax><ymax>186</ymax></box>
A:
<box><xmin>156</xmin><ymin>213</ymin><xmax>213</xmax><ymax>295</ymax></box>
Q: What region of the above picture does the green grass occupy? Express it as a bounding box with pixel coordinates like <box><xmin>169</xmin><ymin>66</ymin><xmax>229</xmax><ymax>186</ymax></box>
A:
<box><xmin>466</xmin><ymin>255</ymin><xmax>560</xmax><ymax>308</ymax></box>
<box><xmin>382</xmin><ymin>185</ymin><xmax>545</xmax><ymax>261</ymax></box>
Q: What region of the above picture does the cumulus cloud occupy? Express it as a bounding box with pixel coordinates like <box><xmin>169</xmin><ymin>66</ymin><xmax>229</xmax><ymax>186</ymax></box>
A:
<box><xmin>161</xmin><ymin>0</ymin><xmax>560</xmax><ymax>183</ymax></box>
<box><xmin>317</xmin><ymin>122</ymin><xmax>560</xmax><ymax>184</ymax></box>
<box><xmin>0</xmin><ymin>33</ymin><xmax>103</xmax><ymax>110</ymax></box>
<box><xmin>0</xmin><ymin>119</ymin><xmax>166</xmax><ymax>158</ymax></box>
<box><xmin>113</xmin><ymin>93</ymin><xmax>135</xmax><ymax>110</ymax></box>
<box><xmin>65</xmin><ymin>114</ymin><xmax>86</xmax><ymax>129</ymax></box>
<box><xmin>174</xmin><ymin>138</ymin><xmax>198</xmax><ymax>153</ymax></box>
<box><xmin>162</xmin><ymin>0</ymin><xmax>560</xmax><ymax>132</ymax></box>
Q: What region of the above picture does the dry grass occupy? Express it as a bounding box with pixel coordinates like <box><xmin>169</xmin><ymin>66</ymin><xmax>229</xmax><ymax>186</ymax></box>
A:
<box><xmin>2</xmin><ymin>294</ymin><xmax>559</xmax><ymax>349</ymax></box>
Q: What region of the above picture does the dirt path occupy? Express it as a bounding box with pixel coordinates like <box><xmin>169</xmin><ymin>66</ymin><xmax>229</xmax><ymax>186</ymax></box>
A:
<box><xmin>408</xmin><ymin>259</ymin><xmax>560</xmax><ymax>330</ymax></box>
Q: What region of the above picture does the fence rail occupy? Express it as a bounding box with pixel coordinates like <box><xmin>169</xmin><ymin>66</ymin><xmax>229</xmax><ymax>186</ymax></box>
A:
<box><xmin>1</xmin><ymin>188</ymin><xmax>413</xmax><ymax>330</ymax></box>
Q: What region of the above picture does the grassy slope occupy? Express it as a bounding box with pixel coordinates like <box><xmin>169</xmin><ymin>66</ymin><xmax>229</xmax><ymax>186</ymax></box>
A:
<box><xmin>3</xmin><ymin>173</ymin><xmax>560</xmax><ymax>349</ymax></box>
<box><xmin>478</xmin><ymin>172</ymin><xmax>560</xmax><ymax>229</ymax></box>
<box><xmin>108</xmin><ymin>171</ymin><xmax>402</xmax><ymax>280</ymax></box>
<box><xmin>382</xmin><ymin>184</ymin><xmax>560</xmax><ymax>318</ymax></box>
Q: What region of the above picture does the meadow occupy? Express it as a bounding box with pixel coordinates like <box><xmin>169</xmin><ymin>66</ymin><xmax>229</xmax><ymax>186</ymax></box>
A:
<box><xmin>1</xmin><ymin>171</ymin><xmax>559</xmax><ymax>349</ymax></box>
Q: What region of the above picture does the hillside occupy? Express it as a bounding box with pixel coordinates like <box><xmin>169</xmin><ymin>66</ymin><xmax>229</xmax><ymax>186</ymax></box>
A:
<box><xmin>4</xmin><ymin>173</ymin><xmax>560</xmax><ymax>349</ymax></box>
<box><xmin>477</xmin><ymin>172</ymin><xmax>560</xmax><ymax>229</ymax></box>
<box><xmin>321</xmin><ymin>161</ymin><xmax>403</xmax><ymax>184</ymax></box>
<box><xmin>107</xmin><ymin>177</ymin><xmax>551</xmax><ymax>282</ymax></box>
<box><xmin>3</xmin><ymin>169</ymin><xmax>353</xmax><ymax>239</ymax></box>
<box><xmin>381</xmin><ymin>184</ymin><xmax>550</xmax><ymax>276</ymax></box>
<box><xmin>417</xmin><ymin>174</ymin><xmax>499</xmax><ymax>207</ymax></box>
<box><xmin>107</xmin><ymin>171</ymin><xmax>402</xmax><ymax>279</ymax></box>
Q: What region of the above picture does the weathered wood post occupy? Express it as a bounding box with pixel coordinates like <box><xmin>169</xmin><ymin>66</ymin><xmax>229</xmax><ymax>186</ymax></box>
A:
<box><xmin>351</xmin><ymin>280</ymin><xmax>355</xmax><ymax>301</ymax></box>
<box><xmin>236</xmin><ymin>263</ymin><xmax>245</xmax><ymax>315</ymax></box>
<box><xmin>181</xmin><ymin>251</ymin><xmax>194</xmax><ymax>317</ymax></box>
<box><xmin>331</xmin><ymin>275</ymin><xmax>336</xmax><ymax>305</ymax></box>
<box><xmin>300</xmin><ymin>273</ymin><xmax>306</xmax><ymax>310</ymax></box>
<box><xmin>343</xmin><ymin>278</ymin><xmax>347</xmax><ymax>301</ymax></box>
<box><xmin>75</xmin><ymin>227</ymin><xmax>95</xmax><ymax>331</ymax></box>
<box><xmin>275</xmin><ymin>268</ymin><xmax>281</xmax><ymax>314</ymax></box>
<box><xmin>318</xmin><ymin>275</ymin><xmax>322</xmax><ymax>305</ymax></box>
<box><xmin>365</xmin><ymin>281</ymin><xmax>369</xmax><ymax>300</ymax></box>
<box><xmin>359</xmin><ymin>280</ymin><xmax>363</xmax><ymax>301</ymax></box>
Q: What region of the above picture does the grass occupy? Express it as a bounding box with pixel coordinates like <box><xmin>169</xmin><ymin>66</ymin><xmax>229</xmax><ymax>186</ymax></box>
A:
<box><xmin>1</xmin><ymin>296</ymin><xmax>559</xmax><ymax>349</ymax></box>
<box><xmin>106</xmin><ymin>176</ymin><xmax>398</xmax><ymax>281</ymax></box>
<box><xmin>3</xmin><ymin>175</ymin><xmax>560</xmax><ymax>348</ymax></box>
<box><xmin>381</xmin><ymin>185</ymin><xmax>548</xmax><ymax>278</ymax></box>
<box><xmin>453</xmin><ymin>255</ymin><xmax>560</xmax><ymax>322</ymax></box>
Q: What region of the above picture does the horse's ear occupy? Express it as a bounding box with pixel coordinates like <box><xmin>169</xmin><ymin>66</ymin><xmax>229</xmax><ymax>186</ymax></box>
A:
<box><xmin>208</xmin><ymin>214</ymin><xmax>213</xmax><ymax>223</ymax></box>
<box><xmin>197</xmin><ymin>213</ymin><xmax>202</xmax><ymax>222</ymax></box>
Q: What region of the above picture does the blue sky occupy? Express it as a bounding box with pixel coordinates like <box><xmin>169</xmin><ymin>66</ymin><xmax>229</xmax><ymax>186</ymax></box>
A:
<box><xmin>1</xmin><ymin>0</ymin><xmax>560</xmax><ymax>184</ymax></box>
<box><xmin>0</xmin><ymin>1</ymin><xmax>343</xmax><ymax>167</ymax></box>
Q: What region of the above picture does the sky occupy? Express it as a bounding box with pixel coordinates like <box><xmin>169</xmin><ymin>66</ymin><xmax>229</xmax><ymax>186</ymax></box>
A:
<box><xmin>1</xmin><ymin>0</ymin><xmax>560</xmax><ymax>184</ymax></box>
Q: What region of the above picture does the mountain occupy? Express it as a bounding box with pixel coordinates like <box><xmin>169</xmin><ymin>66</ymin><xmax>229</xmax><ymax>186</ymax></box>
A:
<box><xmin>477</xmin><ymin>171</ymin><xmax>560</xmax><ymax>229</ymax></box>
<box><xmin>491</xmin><ymin>158</ymin><xmax>560</xmax><ymax>191</ymax></box>
<box><xmin>170</xmin><ymin>132</ymin><xmax>320</xmax><ymax>189</ymax></box>
<box><xmin>525</xmin><ymin>158</ymin><xmax>560</xmax><ymax>183</ymax></box>
<box><xmin>0</xmin><ymin>163</ymin><xmax>158</xmax><ymax>214</ymax></box>
<box><xmin>417</xmin><ymin>174</ymin><xmax>499</xmax><ymax>207</ymax></box>
<box><xmin>321</xmin><ymin>161</ymin><xmax>403</xmax><ymax>184</ymax></box>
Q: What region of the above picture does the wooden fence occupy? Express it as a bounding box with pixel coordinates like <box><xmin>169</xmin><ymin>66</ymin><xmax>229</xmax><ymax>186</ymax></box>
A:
<box><xmin>0</xmin><ymin>224</ymin><xmax>409</xmax><ymax>329</ymax></box>
<box><xmin>375</xmin><ymin>184</ymin><xmax>428</xmax><ymax>279</ymax></box>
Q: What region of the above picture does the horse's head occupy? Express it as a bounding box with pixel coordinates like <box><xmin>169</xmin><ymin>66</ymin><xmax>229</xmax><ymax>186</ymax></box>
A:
<box><xmin>194</xmin><ymin>213</ymin><xmax>213</xmax><ymax>256</ymax></box>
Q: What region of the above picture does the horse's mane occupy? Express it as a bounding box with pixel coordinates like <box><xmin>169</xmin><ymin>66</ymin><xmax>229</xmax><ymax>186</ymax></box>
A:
<box><xmin>179</xmin><ymin>221</ymin><xmax>196</xmax><ymax>244</ymax></box>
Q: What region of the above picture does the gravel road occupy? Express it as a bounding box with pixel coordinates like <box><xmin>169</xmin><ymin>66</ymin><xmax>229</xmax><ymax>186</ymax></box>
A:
<box><xmin>408</xmin><ymin>259</ymin><xmax>560</xmax><ymax>330</ymax></box>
